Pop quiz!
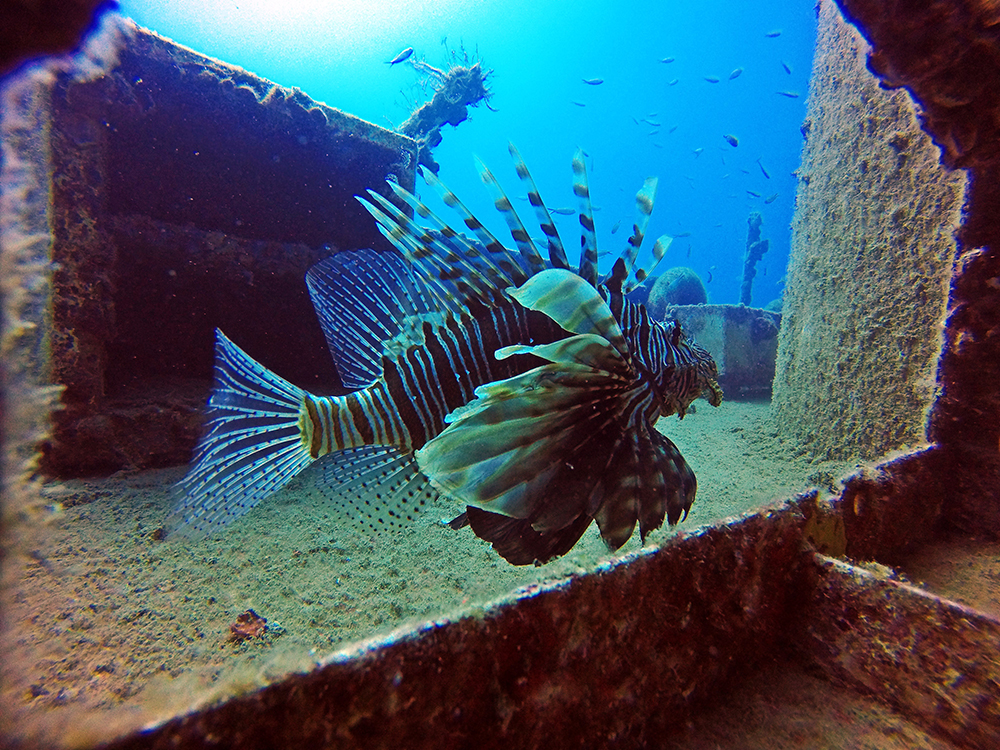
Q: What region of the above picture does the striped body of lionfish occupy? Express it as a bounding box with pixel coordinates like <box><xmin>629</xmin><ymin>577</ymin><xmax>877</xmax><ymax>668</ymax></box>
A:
<box><xmin>166</xmin><ymin>144</ymin><xmax>722</xmax><ymax>565</ymax></box>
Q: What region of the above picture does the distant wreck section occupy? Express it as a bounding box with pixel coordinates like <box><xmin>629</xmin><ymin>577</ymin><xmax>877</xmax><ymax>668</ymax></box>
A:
<box><xmin>397</xmin><ymin>56</ymin><xmax>494</xmax><ymax>173</ymax></box>
<box><xmin>740</xmin><ymin>212</ymin><xmax>770</xmax><ymax>307</ymax></box>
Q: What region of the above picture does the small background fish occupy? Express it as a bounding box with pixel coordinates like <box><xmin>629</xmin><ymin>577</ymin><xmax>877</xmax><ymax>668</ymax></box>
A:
<box><xmin>387</xmin><ymin>47</ymin><xmax>413</xmax><ymax>65</ymax></box>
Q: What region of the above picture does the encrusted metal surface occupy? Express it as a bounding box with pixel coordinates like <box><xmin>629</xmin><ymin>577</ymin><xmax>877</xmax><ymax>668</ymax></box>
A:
<box><xmin>16</xmin><ymin>16</ymin><xmax>418</xmax><ymax>476</ymax></box>
<box><xmin>101</xmin><ymin>509</ymin><xmax>808</xmax><ymax>749</ymax></box>
<box><xmin>797</xmin><ymin>554</ymin><xmax>1000</xmax><ymax>749</ymax></box>
<box><xmin>833</xmin><ymin>0</ymin><xmax>1000</xmax><ymax>533</ymax></box>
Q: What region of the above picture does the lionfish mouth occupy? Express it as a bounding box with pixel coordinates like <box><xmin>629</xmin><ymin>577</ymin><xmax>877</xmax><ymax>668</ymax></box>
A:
<box><xmin>704</xmin><ymin>379</ymin><xmax>724</xmax><ymax>408</ymax></box>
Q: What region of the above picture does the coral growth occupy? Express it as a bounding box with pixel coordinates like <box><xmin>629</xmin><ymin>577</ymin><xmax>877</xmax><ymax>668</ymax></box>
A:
<box><xmin>740</xmin><ymin>212</ymin><xmax>769</xmax><ymax>307</ymax></box>
<box><xmin>398</xmin><ymin>54</ymin><xmax>494</xmax><ymax>173</ymax></box>
<box><xmin>228</xmin><ymin>609</ymin><xmax>267</xmax><ymax>643</ymax></box>
<box><xmin>647</xmin><ymin>267</ymin><xmax>708</xmax><ymax>319</ymax></box>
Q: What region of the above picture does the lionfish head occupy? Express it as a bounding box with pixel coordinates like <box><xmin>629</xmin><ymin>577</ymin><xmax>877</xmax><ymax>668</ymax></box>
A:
<box><xmin>678</xmin><ymin>341</ymin><xmax>722</xmax><ymax>415</ymax></box>
<box><xmin>662</xmin><ymin>334</ymin><xmax>723</xmax><ymax>418</ymax></box>
<box><xmin>692</xmin><ymin>342</ymin><xmax>723</xmax><ymax>408</ymax></box>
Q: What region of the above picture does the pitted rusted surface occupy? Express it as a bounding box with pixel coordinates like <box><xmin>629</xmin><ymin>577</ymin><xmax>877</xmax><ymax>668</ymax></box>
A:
<box><xmin>834</xmin><ymin>0</ymin><xmax>1000</xmax><ymax>535</ymax></box>
<box><xmin>797</xmin><ymin>554</ymin><xmax>1000</xmax><ymax>749</ymax></box>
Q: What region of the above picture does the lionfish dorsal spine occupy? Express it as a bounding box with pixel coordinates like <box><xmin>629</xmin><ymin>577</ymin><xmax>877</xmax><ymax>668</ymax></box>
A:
<box><xmin>357</xmin><ymin>192</ymin><xmax>475</xmax><ymax>311</ymax></box>
<box><xmin>619</xmin><ymin>173</ymin><xmax>673</xmax><ymax>293</ymax></box>
<box><xmin>507</xmin><ymin>142</ymin><xmax>571</xmax><ymax>271</ymax></box>
<box><xmin>571</xmin><ymin>149</ymin><xmax>599</xmax><ymax>286</ymax></box>
<box><xmin>420</xmin><ymin>168</ymin><xmax>520</xmax><ymax>273</ymax></box>
<box><xmin>630</xmin><ymin>234</ymin><xmax>673</xmax><ymax>289</ymax></box>
<box><xmin>358</xmin><ymin>189</ymin><xmax>506</xmax><ymax>310</ymax></box>
<box><xmin>618</xmin><ymin>177</ymin><xmax>657</xmax><ymax>294</ymax></box>
<box><xmin>474</xmin><ymin>155</ymin><xmax>548</xmax><ymax>276</ymax></box>
<box><xmin>381</xmin><ymin>180</ymin><xmax>522</xmax><ymax>296</ymax></box>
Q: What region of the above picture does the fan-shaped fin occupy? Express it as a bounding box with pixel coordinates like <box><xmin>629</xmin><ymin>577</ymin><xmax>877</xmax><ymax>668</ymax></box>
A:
<box><xmin>463</xmin><ymin>506</ymin><xmax>593</xmax><ymax>566</ymax></box>
<box><xmin>506</xmin><ymin>268</ymin><xmax>629</xmax><ymax>360</ymax></box>
<box><xmin>415</xmin><ymin>310</ymin><xmax>636</xmax><ymax>508</ymax></box>
<box><xmin>314</xmin><ymin>445</ymin><xmax>442</xmax><ymax>534</ymax></box>
<box><xmin>168</xmin><ymin>331</ymin><xmax>313</xmax><ymax>539</ymax></box>
<box><xmin>306</xmin><ymin>250</ymin><xmax>447</xmax><ymax>389</ymax></box>
<box><xmin>593</xmin><ymin>428</ymin><xmax>696</xmax><ymax>548</ymax></box>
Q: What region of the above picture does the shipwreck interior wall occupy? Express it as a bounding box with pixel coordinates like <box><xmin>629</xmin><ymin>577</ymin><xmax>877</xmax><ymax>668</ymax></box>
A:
<box><xmin>31</xmin><ymin>17</ymin><xmax>418</xmax><ymax>476</ymax></box>
<box><xmin>772</xmin><ymin>0</ymin><xmax>965</xmax><ymax>463</ymax></box>
<box><xmin>831</xmin><ymin>0</ymin><xmax>1000</xmax><ymax>534</ymax></box>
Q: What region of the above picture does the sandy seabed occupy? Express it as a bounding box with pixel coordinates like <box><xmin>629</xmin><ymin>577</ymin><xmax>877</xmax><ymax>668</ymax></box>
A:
<box><xmin>3</xmin><ymin>398</ymin><xmax>861</xmax><ymax>743</ymax></box>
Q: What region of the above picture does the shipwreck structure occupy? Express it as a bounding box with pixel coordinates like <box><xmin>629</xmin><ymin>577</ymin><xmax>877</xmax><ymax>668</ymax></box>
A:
<box><xmin>397</xmin><ymin>57</ymin><xmax>493</xmax><ymax>173</ymax></box>
<box><xmin>2</xmin><ymin>2</ymin><xmax>999</xmax><ymax>748</ymax></box>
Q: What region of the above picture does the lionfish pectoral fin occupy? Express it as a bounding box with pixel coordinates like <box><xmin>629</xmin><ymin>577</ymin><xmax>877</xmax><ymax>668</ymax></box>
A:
<box><xmin>463</xmin><ymin>506</ymin><xmax>594</xmax><ymax>566</ymax></box>
<box><xmin>593</xmin><ymin>428</ymin><xmax>697</xmax><ymax>551</ymax></box>
<box><xmin>506</xmin><ymin>268</ymin><xmax>630</xmax><ymax>360</ymax></box>
<box><xmin>416</xmin><ymin>329</ymin><xmax>635</xmax><ymax>561</ymax></box>
<box><xmin>415</xmin><ymin>360</ymin><xmax>609</xmax><ymax>519</ymax></box>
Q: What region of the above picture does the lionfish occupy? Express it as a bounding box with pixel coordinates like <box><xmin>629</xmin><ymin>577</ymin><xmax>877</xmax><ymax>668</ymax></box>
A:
<box><xmin>166</xmin><ymin>144</ymin><xmax>722</xmax><ymax>565</ymax></box>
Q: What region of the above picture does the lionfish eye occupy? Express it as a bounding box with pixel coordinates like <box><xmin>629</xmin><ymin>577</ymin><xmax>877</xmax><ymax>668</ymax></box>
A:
<box><xmin>671</xmin><ymin>322</ymin><xmax>682</xmax><ymax>347</ymax></box>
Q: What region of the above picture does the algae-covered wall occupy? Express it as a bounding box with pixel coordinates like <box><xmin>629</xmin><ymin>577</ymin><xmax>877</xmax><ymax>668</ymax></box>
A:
<box><xmin>771</xmin><ymin>0</ymin><xmax>966</xmax><ymax>462</ymax></box>
<box><xmin>3</xmin><ymin>16</ymin><xmax>418</xmax><ymax>478</ymax></box>
<box><xmin>831</xmin><ymin>0</ymin><xmax>1000</xmax><ymax>535</ymax></box>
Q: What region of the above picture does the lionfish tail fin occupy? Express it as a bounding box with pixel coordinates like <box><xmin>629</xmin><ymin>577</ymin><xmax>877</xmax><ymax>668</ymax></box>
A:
<box><xmin>167</xmin><ymin>330</ymin><xmax>314</xmax><ymax>539</ymax></box>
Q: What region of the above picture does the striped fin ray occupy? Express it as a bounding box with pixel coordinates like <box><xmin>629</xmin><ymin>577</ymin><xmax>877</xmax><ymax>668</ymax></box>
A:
<box><xmin>168</xmin><ymin>330</ymin><xmax>314</xmax><ymax>539</ymax></box>
<box><xmin>474</xmin><ymin>155</ymin><xmax>547</xmax><ymax>276</ymax></box>
<box><xmin>415</xmin><ymin>336</ymin><xmax>638</xmax><ymax>531</ymax></box>
<box><xmin>306</xmin><ymin>250</ymin><xmax>449</xmax><ymax>390</ymax></box>
<box><xmin>507</xmin><ymin>143</ymin><xmax>571</xmax><ymax>270</ymax></box>
<box><xmin>629</xmin><ymin>234</ymin><xmax>674</xmax><ymax>292</ymax></box>
<box><xmin>357</xmin><ymin>191</ymin><xmax>502</xmax><ymax>310</ymax></box>
<box><xmin>415</xmin><ymin>270</ymin><xmax>652</xmax><ymax>564</ymax></box>
<box><xmin>507</xmin><ymin>268</ymin><xmax>630</xmax><ymax>361</ymax></box>
<box><xmin>572</xmin><ymin>149</ymin><xmax>599</xmax><ymax>286</ymax></box>
<box><xmin>421</xmin><ymin>167</ymin><xmax>535</xmax><ymax>286</ymax></box>
<box><xmin>314</xmin><ymin>446</ymin><xmax>442</xmax><ymax>534</ymax></box>
<box><xmin>593</xmin><ymin>426</ymin><xmax>696</xmax><ymax>550</ymax></box>
<box><xmin>619</xmin><ymin>177</ymin><xmax>658</xmax><ymax>294</ymax></box>
<box><xmin>381</xmin><ymin>181</ymin><xmax>525</xmax><ymax>298</ymax></box>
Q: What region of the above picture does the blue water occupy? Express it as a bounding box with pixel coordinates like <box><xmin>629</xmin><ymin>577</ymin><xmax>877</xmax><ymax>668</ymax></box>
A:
<box><xmin>117</xmin><ymin>0</ymin><xmax>814</xmax><ymax>307</ymax></box>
